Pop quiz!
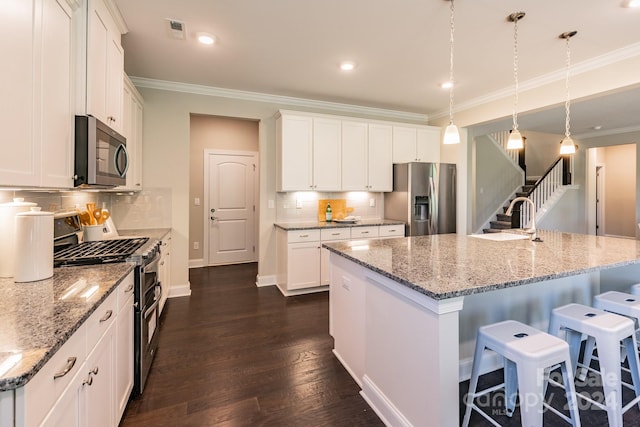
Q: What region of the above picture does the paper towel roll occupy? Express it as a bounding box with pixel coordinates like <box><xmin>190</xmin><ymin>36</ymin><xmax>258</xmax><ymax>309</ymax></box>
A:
<box><xmin>14</xmin><ymin>207</ymin><xmax>54</xmax><ymax>283</ymax></box>
<box><xmin>0</xmin><ymin>198</ymin><xmax>37</xmax><ymax>277</ymax></box>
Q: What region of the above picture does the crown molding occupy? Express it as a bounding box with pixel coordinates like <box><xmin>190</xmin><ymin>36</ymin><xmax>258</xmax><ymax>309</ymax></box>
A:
<box><xmin>129</xmin><ymin>77</ymin><xmax>429</xmax><ymax>122</ymax></box>
<box><xmin>430</xmin><ymin>42</ymin><xmax>640</xmax><ymax>122</ymax></box>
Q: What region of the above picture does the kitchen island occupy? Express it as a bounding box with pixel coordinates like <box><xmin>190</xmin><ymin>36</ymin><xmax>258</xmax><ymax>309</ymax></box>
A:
<box><xmin>324</xmin><ymin>230</ymin><xmax>640</xmax><ymax>427</ymax></box>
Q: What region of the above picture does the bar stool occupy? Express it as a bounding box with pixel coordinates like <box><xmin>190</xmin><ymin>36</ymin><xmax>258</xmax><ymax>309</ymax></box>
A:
<box><xmin>462</xmin><ymin>320</ymin><xmax>580</xmax><ymax>427</ymax></box>
<box><xmin>549</xmin><ymin>303</ymin><xmax>640</xmax><ymax>427</ymax></box>
<box><xmin>630</xmin><ymin>283</ymin><xmax>640</xmax><ymax>296</ymax></box>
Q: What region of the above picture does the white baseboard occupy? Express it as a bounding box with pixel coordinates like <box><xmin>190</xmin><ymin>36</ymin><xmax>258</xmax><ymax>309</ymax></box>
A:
<box><xmin>189</xmin><ymin>258</ymin><xmax>206</xmax><ymax>269</ymax></box>
<box><xmin>361</xmin><ymin>375</ymin><xmax>411</xmax><ymax>427</ymax></box>
<box><xmin>276</xmin><ymin>283</ymin><xmax>329</xmax><ymax>296</ymax></box>
<box><xmin>168</xmin><ymin>282</ymin><xmax>191</xmax><ymax>298</ymax></box>
<box><xmin>256</xmin><ymin>274</ymin><xmax>276</xmax><ymax>287</ymax></box>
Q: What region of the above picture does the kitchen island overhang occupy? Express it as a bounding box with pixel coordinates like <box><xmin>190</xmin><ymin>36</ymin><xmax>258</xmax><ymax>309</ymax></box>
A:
<box><xmin>324</xmin><ymin>231</ymin><xmax>640</xmax><ymax>427</ymax></box>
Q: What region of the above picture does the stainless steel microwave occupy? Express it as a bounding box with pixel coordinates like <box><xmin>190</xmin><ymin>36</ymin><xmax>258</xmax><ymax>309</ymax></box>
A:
<box><xmin>74</xmin><ymin>115</ymin><xmax>128</xmax><ymax>187</ymax></box>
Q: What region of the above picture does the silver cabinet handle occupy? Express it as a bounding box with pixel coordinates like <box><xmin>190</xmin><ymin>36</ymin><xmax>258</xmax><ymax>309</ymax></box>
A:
<box><xmin>53</xmin><ymin>357</ymin><xmax>77</xmax><ymax>379</ymax></box>
<box><xmin>83</xmin><ymin>374</ymin><xmax>93</xmax><ymax>386</ymax></box>
<box><xmin>125</xmin><ymin>284</ymin><xmax>134</xmax><ymax>293</ymax></box>
<box><xmin>331</xmin><ymin>232</ymin><xmax>340</xmax><ymax>236</ymax></box>
<box><xmin>361</xmin><ymin>231</ymin><xmax>369</xmax><ymax>234</ymax></box>
<box><xmin>91</xmin><ymin>366</ymin><xmax>99</xmax><ymax>375</ymax></box>
<box><xmin>299</xmin><ymin>234</ymin><xmax>309</xmax><ymax>238</ymax></box>
<box><xmin>99</xmin><ymin>310</ymin><xmax>113</xmax><ymax>323</ymax></box>
<box><xmin>211</xmin><ymin>216</ymin><xmax>219</xmax><ymax>221</ymax></box>
<box><xmin>389</xmin><ymin>229</ymin><xmax>396</xmax><ymax>232</ymax></box>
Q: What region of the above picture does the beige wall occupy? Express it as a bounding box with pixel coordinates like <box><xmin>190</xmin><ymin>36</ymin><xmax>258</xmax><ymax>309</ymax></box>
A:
<box><xmin>522</xmin><ymin>131</ymin><xmax>565</xmax><ymax>178</ymax></box>
<box><xmin>603</xmin><ymin>144</ymin><xmax>637</xmax><ymax>237</ymax></box>
<box><xmin>189</xmin><ymin>115</ymin><xmax>259</xmax><ymax>261</ymax></box>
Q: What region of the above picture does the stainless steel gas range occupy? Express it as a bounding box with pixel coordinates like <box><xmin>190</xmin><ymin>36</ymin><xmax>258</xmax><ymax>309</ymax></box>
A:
<box><xmin>53</xmin><ymin>212</ymin><xmax>162</xmax><ymax>395</ymax></box>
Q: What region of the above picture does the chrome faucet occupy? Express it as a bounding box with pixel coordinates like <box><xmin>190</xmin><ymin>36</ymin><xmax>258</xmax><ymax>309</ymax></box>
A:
<box><xmin>505</xmin><ymin>197</ymin><xmax>539</xmax><ymax>241</ymax></box>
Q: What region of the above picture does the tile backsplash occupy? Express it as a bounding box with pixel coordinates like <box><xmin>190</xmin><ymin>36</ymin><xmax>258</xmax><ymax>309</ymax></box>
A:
<box><xmin>276</xmin><ymin>191</ymin><xmax>384</xmax><ymax>222</ymax></box>
<box><xmin>0</xmin><ymin>187</ymin><xmax>172</xmax><ymax>230</ymax></box>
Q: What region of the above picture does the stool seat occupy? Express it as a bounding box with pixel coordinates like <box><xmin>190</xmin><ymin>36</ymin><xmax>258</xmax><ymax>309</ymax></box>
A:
<box><xmin>630</xmin><ymin>283</ymin><xmax>640</xmax><ymax>296</ymax></box>
<box><xmin>595</xmin><ymin>291</ymin><xmax>640</xmax><ymax>319</ymax></box>
<box><xmin>549</xmin><ymin>303</ymin><xmax>640</xmax><ymax>427</ymax></box>
<box><xmin>462</xmin><ymin>320</ymin><xmax>580</xmax><ymax>427</ymax></box>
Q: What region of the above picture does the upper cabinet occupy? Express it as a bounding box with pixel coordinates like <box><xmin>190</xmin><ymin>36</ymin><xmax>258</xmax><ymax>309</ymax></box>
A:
<box><xmin>0</xmin><ymin>0</ymin><xmax>76</xmax><ymax>188</ymax></box>
<box><xmin>277</xmin><ymin>110</ymin><xmax>439</xmax><ymax>192</ymax></box>
<box><xmin>86</xmin><ymin>0</ymin><xmax>125</xmax><ymax>132</ymax></box>
<box><xmin>392</xmin><ymin>125</ymin><xmax>440</xmax><ymax>164</ymax></box>
<box><xmin>117</xmin><ymin>75</ymin><xmax>144</xmax><ymax>191</ymax></box>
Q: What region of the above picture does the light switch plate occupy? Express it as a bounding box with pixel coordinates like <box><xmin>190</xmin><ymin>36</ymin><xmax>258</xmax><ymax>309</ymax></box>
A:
<box><xmin>194</xmin><ymin>197</ymin><xmax>200</xmax><ymax>206</ymax></box>
<box><xmin>296</xmin><ymin>199</ymin><xmax>303</xmax><ymax>209</ymax></box>
<box><xmin>369</xmin><ymin>198</ymin><xmax>375</xmax><ymax>207</ymax></box>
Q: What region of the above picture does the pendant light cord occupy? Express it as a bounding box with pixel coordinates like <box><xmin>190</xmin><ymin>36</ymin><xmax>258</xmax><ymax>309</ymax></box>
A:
<box><xmin>564</xmin><ymin>35</ymin><xmax>572</xmax><ymax>138</ymax></box>
<box><xmin>512</xmin><ymin>15</ymin><xmax>520</xmax><ymax>132</ymax></box>
<box><xmin>448</xmin><ymin>0</ymin><xmax>455</xmax><ymax>125</ymax></box>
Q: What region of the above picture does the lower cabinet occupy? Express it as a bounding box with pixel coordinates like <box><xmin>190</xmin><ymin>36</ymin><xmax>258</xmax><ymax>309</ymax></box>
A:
<box><xmin>158</xmin><ymin>232</ymin><xmax>171</xmax><ymax>314</ymax></box>
<box><xmin>15</xmin><ymin>271</ymin><xmax>134</xmax><ymax>427</ymax></box>
<box><xmin>276</xmin><ymin>224</ymin><xmax>404</xmax><ymax>296</ymax></box>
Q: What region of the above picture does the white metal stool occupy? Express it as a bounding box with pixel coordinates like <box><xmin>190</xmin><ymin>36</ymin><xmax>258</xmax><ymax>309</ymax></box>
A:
<box><xmin>462</xmin><ymin>320</ymin><xmax>580</xmax><ymax>427</ymax></box>
<box><xmin>549</xmin><ymin>303</ymin><xmax>640</xmax><ymax>427</ymax></box>
<box><xmin>630</xmin><ymin>283</ymin><xmax>640</xmax><ymax>296</ymax></box>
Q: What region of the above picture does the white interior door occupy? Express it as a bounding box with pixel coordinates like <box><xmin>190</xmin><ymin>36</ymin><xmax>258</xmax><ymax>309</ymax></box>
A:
<box><xmin>207</xmin><ymin>152</ymin><xmax>257</xmax><ymax>265</ymax></box>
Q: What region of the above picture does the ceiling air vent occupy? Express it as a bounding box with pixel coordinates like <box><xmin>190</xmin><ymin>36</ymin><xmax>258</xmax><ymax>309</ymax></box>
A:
<box><xmin>165</xmin><ymin>19</ymin><xmax>186</xmax><ymax>40</ymax></box>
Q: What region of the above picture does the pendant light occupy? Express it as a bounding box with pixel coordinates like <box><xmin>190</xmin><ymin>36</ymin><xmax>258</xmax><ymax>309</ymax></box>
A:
<box><xmin>506</xmin><ymin>12</ymin><xmax>525</xmax><ymax>150</ymax></box>
<box><xmin>443</xmin><ymin>0</ymin><xmax>460</xmax><ymax>145</ymax></box>
<box><xmin>559</xmin><ymin>31</ymin><xmax>578</xmax><ymax>155</ymax></box>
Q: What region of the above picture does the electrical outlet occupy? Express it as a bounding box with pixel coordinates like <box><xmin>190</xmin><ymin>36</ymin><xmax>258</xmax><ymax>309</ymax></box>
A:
<box><xmin>194</xmin><ymin>197</ymin><xmax>200</xmax><ymax>206</ymax></box>
<box><xmin>369</xmin><ymin>198</ymin><xmax>376</xmax><ymax>207</ymax></box>
<box><xmin>193</xmin><ymin>241</ymin><xmax>199</xmax><ymax>250</ymax></box>
<box><xmin>296</xmin><ymin>199</ymin><xmax>303</xmax><ymax>209</ymax></box>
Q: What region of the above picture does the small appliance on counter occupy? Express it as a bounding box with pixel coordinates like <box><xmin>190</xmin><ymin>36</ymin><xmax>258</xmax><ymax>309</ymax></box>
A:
<box><xmin>14</xmin><ymin>207</ymin><xmax>54</xmax><ymax>282</ymax></box>
<box><xmin>0</xmin><ymin>198</ymin><xmax>37</xmax><ymax>277</ymax></box>
<box><xmin>384</xmin><ymin>162</ymin><xmax>457</xmax><ymax>236</ymax></box>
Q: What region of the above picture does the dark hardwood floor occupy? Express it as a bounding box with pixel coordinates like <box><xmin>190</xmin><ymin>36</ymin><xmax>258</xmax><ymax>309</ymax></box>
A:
<box><xmin>120</xmin><ymin>263</ymin><xmax>383</xmax><ymax>426</ymax></box>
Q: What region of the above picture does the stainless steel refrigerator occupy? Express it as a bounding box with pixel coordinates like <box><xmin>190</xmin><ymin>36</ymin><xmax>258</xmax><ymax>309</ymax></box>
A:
<box><xmin>384</xmin><ymin>162</ymin><xmax>457</xmax><ymax>236</ymax></box>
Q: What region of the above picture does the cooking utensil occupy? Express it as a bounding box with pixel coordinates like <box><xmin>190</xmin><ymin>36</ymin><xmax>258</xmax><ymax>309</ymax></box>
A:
<box><xmin>86</xmin><ymin>203</ymin><xmax>96</xmax><ymax>225</ymax></box>
<box><xmin>93</xmin><ymin>208</ymin><xmax>110</xmax><ymax>225</ymax></box>
<box><xmin>78</xmin><ymin>210</ymin><xmax>91</xmax><ymax>226</ymax></box>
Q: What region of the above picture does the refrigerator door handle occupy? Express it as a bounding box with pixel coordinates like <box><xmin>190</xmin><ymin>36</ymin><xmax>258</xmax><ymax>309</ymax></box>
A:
<box><xmin>429</xmin><ymin>175</ymin><xmax>437</xmax><ymax>234</ymax></box>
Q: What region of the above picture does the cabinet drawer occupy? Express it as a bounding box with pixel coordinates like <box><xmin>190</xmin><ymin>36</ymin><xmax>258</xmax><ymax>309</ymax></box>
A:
<box><xmin>117</xmin><ymin>271</ymin><xmax>135</xmax><ymax>313</ymax></box>
<box><xmin>287</xmin><ymin>229</ymin><xmax>320</xmax><ymax>243</ymax></box>
<box><xmin>86</xmin><ymin>290</ymin><xmax>117</xmax><ymax>351</ymax></box>
<box><xmin>379</xmin><ymin>224</ymin><xmax>405</xmax><ymax>238</ymax></box>
<box><xmin>18</xmin><ymin>322</ymin><xmax>87</xmax><ymax>427</ymax></box>
<box><xmin>321</xmin><ymin>228</ymin><xmax>351</xmax><ymax>241</ymax></box>
<box><xmin>350</xmin><ymin>226</ymin><xmax>379</xmax><ymax>239</ymax></box>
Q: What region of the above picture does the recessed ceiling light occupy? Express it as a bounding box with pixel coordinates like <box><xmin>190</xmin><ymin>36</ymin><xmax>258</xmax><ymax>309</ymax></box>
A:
<box><xmin>196</xmin><ymin>32</ymin><xmax>216</xmax><ymax>45</ymax></box>
<box><xmin>622</xmin><ymin>0</ymin><xmax>640</xmax><ymax>7</ymax></box>
<box><xmin>339</xmin><ymin>61</ymin><xmax>356</xmax><ymax>71</ymax></box>
<box><xmin>592</xmin><ymin>125</ymin><xmax>603</xmax><ymax>130</ymax></box>
<box><xmin>440</xmin><ymin>81</ymin><xmax>454</xmax><ymax>89</ymax></box>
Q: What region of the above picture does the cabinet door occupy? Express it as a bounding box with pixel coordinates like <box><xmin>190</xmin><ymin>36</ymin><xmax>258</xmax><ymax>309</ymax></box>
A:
<box><xmin>40</xmin><ymin>366</ymin><xmax>86</xmax><ymax>427</ymax></box>
<box><xmin>416</xmin><ymin>127</ymin><xmax>441</xmax><ymax>164</ymax></box>
<box><xmin>131</xmin><ymin>95</ymin><xmax>144</xmax><ymax>189</ymax></box>
<box><xmin>368</xmin><ymin>124</ymin><xmax>393</xmax><ymax>191</ymax></box>
<box><xmin>287</xmin><ymin>242</ymin><xmax>320</xmax><ymax>290</ymax></box>
<box><xmin>392</xmin><ymin>126</ymin><xmax>417</xmax><ymax>163</ymax></box>
<box><xmin>40</xmin><ymin>0</ymin><xmax>74</xmax><ymax>188</ymax></box>
<box><xmin>85</xmin><ymin>329</ymin><xmax>114</xmax><ymax>427</ymax></box>
<box><xmin>341</xmin><ymin>121</ymin><xmax>368</xmax><ymax>191</ymax></box>
<box><xmin>106</xmin><ymin>37</ymin><xmax>124</xmax><ymax>131</ymax></box>
<box><xmin>115</xmin><ymin>293</ymin><xmax>133</xmax><ymax>423</ymax></box>
<box><xmin>0</xmin><ymin>0</ymin><xmax>38</xmax><ymax>186</ymax></box>
<box><xmin>312</xmin><ymin>118</ymin><xmax>341</xmax><ymax>191</ymax></box>
<box><xmin>87</xmin><ymin>0</ymin><xmax>109</xmax><ymax>123</ymax></box>
<box><xmin>277</xmin><ymin>115</ymin><xmax>313</xmax><ymax>191</ymax></box>
<box><xmin>159</xmin><ymin>235</ymin><xmax>171</xmax><ymax>313</ymax></box>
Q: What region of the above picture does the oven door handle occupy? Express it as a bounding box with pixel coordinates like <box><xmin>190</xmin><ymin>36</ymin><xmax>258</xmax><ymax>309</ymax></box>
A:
<box><xmin>144</xmin><ymin>297</ymin><xmax>160</xmax><ymax>318</ymax></box>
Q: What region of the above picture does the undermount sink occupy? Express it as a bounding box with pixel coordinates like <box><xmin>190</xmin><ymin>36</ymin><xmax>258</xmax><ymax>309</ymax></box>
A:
<box><xmin>468</xmin><ymin>232</ymin><xmax>530</xmax><ymax>241</ymax></box>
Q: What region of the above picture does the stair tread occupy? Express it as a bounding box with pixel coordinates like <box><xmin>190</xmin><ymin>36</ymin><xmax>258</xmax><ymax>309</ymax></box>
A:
<box><xmin>482</xmin><ymin>228</ymin><xmax>503</xmax><ymax>234</ymax></box>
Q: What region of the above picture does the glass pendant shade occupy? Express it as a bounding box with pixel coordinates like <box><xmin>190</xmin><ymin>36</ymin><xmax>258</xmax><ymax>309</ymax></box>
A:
<box><xmin>443</xmin><ymin>123</ymin><xmax>460</xmax><ymax>145</ymax></box>
<box><xmin>507</xmin><ymin>129</ymin><xmax>523</xmax><ymax>150</ymax></box>
<box><xmin>559</xmin><ymin>136</ymin><xmax>576</xmax><ymax>155</ymax></box>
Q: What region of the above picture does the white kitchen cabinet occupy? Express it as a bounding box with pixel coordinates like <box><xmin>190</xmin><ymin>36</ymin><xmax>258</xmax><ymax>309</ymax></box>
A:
<box><xmin>115</xmin><ymin>273</ymin><xmax>134</xmax><ymax>422</ymax></box>
<box><xmin>320</xmin><ymin>228</ymin><xmax>351</xmax><ymax>286</ymax></box>
<box><xmin>392</xmin><ymin>125</ymin><xmax>441</xmax><ymax>164</ymax></box>
<box><xmin>276</xmin><ymin>113</ymin><xmax>313</xmax><ymax>191</ymax></box>
<box><xmin>159</xmin><ymin>233</ymin><xmax>172</xmax><ymax>313</ymax></box>
<box><xmin>367</xmin><ymin>124</ymin><xmax>393</xmax><ymax>191</ymax></box>
<box><xmin>312</xmin><ymin>118</ymin><xmax>341</xmax><ymax>191</ymax></box>
<box><xmin>378</xmin><ymin>224</ymin><xmax>405</xmax><ymax>239</ymax></box>
<box><xmin>0</xmin><ymin>0</ymin><xmax>75</xmax><ymax>188</ymax></box>
<box><xmin>84</xmin><ymin>328</ymin><xmax>115</xmax><ymax>427</ymax></box>
<box><xmin>86</xmin><ymin>0</ymin><xmax>124</xmax><ymax>132</ymax></box>
<box><xmin>40</xmin><ymin>364</ymin><xmax>85</xmax><ymax>427</ymax></box>
<box><xmin>118</xmin><ymin>75</ymin><xmax>144</xmax><ymax>191</ymax></box>
<box><xmin>341</xmin><ymin>121</ymin><xmax>368</xmax><ymax>191</ymax></box>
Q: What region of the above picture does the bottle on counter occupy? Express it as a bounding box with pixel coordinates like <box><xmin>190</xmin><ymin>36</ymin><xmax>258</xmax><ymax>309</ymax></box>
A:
<box><xmin>325</xmin><ymin>202</ymin><xmax>332</xmax><ymax>222</ymax></box>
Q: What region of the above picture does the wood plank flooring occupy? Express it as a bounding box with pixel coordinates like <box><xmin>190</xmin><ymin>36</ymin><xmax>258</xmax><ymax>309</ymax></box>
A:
<box><xmin>120</xmin><ymin>264</ymin><xmax>383</xmax><ymax>426</ymax></box>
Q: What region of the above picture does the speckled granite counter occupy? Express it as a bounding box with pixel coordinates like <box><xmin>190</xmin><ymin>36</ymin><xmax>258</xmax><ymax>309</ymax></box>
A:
<box><xmin>0</xmin><ymin>263</ymin><xmax>135</xmax><ymax>391</ymax></box>
<box><xmin>274</xmin><ymin>219</ymin><xmax>404</xmax><ymax>231</ymax></box>
<box><xmin>117</xmin><ymin>227</ymin><xmax>171</xmax><ymax>240</ymax></box>
<box><xmin>324</xmin><ymin>230</ymin><xmax>640</xmax><ymax>300</ymax></box>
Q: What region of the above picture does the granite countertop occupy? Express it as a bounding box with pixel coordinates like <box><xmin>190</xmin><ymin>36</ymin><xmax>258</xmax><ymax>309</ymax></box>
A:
<box><xmin>0</xmin><ymin>263</ymin><xmax>135</xmax><ymax>391</ymax></box>
<box><xmin>117</xmin><ymin>227</ymin><xmax>171</xmax><ymax>240</ymax></box>
<box><xmin>274</xmin><ymin>219</ymin><xmax>405</xmax><ymax>231</ymax></box>
<box><xmin>323</xmin><ymin>230</ymin><xmax>640</xmax><ymax>300</ymax></box>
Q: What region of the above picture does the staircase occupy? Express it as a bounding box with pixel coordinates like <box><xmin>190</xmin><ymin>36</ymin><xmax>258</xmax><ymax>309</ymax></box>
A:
<box><xmin>483</xmin><ymin>179</ymin><xmax>536</xmax><ymax>233</ymax></box>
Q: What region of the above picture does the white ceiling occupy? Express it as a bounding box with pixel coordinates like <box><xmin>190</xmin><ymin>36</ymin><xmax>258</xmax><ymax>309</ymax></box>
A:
<box><xmin>114</xmin><ymin>0</ymin><xmax>640</xmax><ymax>135</ymax></box>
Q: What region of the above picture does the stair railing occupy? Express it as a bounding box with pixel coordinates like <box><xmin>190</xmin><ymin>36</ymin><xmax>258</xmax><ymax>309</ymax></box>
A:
<box><xmin>512</xmin><ymin>156</ymin><xmax>571</xmax><ymax>228</ymax></box>
<box><xmin>489</xmin><ymin>131</ymin><xmax>520</xmax><ymax>165</ymax></box>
